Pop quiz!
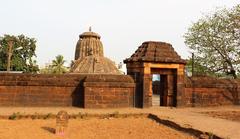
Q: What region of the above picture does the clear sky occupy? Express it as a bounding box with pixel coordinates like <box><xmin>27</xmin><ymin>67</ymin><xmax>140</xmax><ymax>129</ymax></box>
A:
<box><xmin>0</xmin><ymin>0</ymin><xmax>239</xmax><ymax>67</ymax></box>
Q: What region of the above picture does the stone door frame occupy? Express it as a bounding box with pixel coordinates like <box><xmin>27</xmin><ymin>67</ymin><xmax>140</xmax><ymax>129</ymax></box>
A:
<box><xmin>126</xmin><ymin>62</ymin><xmax>185</xmax><ymax>108</ymax></box>
<box><xmin>151</xmin><ymin>68</ymin><xmax>177</xmax><ymax>107</ymax></box>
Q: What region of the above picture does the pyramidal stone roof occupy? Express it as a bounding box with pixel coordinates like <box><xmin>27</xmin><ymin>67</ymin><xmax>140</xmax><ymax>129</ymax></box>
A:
<box><xmin>124</xmin><ymin>41</ymin><xmax>186</xmax><ymax>64</ymax></box>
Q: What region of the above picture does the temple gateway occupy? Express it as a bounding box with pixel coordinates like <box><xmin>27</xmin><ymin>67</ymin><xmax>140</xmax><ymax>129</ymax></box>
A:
<box><xmin>124</xmin><ymin>41</ymin><xmax>186</xmax><ymax>107</ymax></box>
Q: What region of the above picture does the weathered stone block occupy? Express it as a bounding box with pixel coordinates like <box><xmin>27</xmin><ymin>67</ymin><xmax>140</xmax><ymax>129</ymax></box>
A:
<box><xmin>56</xmin><ymin>111</ymin><xmax>69</xmax><ymax>136</ymax></box>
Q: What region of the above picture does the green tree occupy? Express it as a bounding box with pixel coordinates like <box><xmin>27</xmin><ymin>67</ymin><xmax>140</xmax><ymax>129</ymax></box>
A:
<box><xmin>0</xmin><ymin>34</ymin><xmax>39</xmax><ymax>73</ymax></box>
<box><xmin>184</xmin><ymin>5</ymin><xmax>240</xmax><ymax>78</ymax></box>
<box><xmin>50</xmin><ymin>55</ymin><xmax>67</xmax><ymax>74</ymax></box>
<box><xmin>185</xmin><ymin>57</ymin><xmax>217</xmax><ymax>77</ymax></box>
<box><xmin>39</xmin><ymin>64</ymin><xmax>52</xmax><ymax>74</ymax></box>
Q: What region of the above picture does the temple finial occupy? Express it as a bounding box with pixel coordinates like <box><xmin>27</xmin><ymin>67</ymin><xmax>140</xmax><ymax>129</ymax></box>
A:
<box><xmin>89</xmin><ymin>26</ymin><xmax>92</xmax><ymax>32</ymax></box>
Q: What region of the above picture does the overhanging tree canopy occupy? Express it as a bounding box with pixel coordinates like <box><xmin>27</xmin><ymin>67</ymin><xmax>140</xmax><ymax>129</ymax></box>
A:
<box><xmin>184</xmin><ymin>4</ymin><xmax>240</xmax><ymax>78</ymax></box>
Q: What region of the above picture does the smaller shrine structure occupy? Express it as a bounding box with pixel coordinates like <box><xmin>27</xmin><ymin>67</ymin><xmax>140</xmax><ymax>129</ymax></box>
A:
<box><xmin>124</xmin><ymin>41</ymin><xmax>186</xmax><ymax>108</ymax></box>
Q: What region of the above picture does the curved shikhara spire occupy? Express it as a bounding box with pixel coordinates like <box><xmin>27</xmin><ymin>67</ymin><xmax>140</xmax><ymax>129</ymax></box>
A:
<box><xmin>71</xmin><ymin>28</ymin><xmax>121</xmax><ymax>74</ymax></box>
<box><xmin>74</xmin><ymin>28</ymin><xmax>103</xmax><ymax>60</ymax></box>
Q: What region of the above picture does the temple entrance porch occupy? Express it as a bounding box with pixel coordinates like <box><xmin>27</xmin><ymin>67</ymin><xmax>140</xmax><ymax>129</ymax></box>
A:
<box><xmin>124</xmin><ymin>41</ymin><xmax>186</xmax><ymax>108</ymax></box>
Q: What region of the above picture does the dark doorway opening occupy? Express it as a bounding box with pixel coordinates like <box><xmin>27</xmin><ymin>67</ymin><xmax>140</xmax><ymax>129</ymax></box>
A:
<box><xmin>151</xmin><ymin>68</ymin><xmax>177</xmax><ymax>107</ymax></box>
<box><xmin>152</xmin><ymin>74</ymin><xmax>168</xmax><ymax>106</ymax></box>
<box><xmin>160</xmin><ymin>75</ymin><xmax>168</xmax><ymax>106</ymax></box>
<box><xmin>152</xmin><ymin>74</ymin><xmax>160</xmax><ymax>106</ymax></box>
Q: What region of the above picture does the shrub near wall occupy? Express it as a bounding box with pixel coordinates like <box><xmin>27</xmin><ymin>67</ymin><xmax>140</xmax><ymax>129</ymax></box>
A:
<box><xmin>183</xmin><ymin>76</ymin><xmax>240</xmax><ymax>107</ymax></box>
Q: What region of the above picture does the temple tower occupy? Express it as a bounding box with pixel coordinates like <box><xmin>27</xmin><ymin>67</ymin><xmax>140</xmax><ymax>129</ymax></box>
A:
<box><xmin>70</xmin><ymin>28</ymin><xmax>121</xmax><ymax>74</ymax></box>
<box><xmin>74</xmin><ymin>27</ymin><xmax>104</xmax><ymax>60</ymax></box>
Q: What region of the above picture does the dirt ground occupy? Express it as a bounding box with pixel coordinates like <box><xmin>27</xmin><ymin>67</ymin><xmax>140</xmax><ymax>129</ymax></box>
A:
<box><xmin>0</xmin><ymin>117</ymin><xmax>195</xmax><ymax>139</ymax></box>
<box><xmin>0</xmin><ymin>106</ymin><xmax>239</xmax><ymax>139</ymax></box>
<box><xmin>201</xmin><ymin>111</ymin><xmax>240</xmax><ymax>122</ymax></box>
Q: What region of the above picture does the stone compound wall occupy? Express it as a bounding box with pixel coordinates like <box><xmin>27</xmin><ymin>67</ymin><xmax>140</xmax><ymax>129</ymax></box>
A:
<box><xmin>0</xmin><ymin>73</ymin><xmax>135</xmax><ymax>108</ymax></box>
<box><xmin>1</xmin><ymin>73</ymin><xmax>239</xmax><ymax>108</ymax></box>
<box><xmin>84</xmin><ymin>75</ymin><xmax>135</xmax><ymax>108</ymax></box>
<box><xmin>183</xmin><ymin>76</ymin><xmax>240</xmax><ymax>107</ymax></box>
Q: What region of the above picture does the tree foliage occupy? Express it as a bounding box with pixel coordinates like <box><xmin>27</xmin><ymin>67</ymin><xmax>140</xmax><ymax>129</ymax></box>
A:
<box><xmin>184</xmin><ymin>4</ymin><xmax>240</xmax><ymax>78</ymax></box>
<box><xmin>185</xmin><ymin>57</ymin><xmax>219</xmax><ymax>77</ymax></box>
<box><xmin>51</xmin><ymin>55</ymin><xmax>67</xmax><ymax>74</ymax></box>
<box><xmin>0</xmin><ymin>34</ymin><xmax>39</xmax><ymax>73</ymax></box>
<box><xmin>40</xmin><ymin>55</ymin><xmax>68</xmax><ymax>74</ymax></box>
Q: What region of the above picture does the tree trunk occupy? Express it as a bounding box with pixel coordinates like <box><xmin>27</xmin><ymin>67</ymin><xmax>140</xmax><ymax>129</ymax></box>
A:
<box><xmin>231</xmin><ymin>69</ymin><xmax>237</xmax><ymax>79</ymax></box>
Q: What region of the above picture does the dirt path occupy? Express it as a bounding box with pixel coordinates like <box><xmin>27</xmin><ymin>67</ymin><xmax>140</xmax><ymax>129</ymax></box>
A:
<box><xmin>148</xmin><ymin>106</ymin><xmax>240</xmax><ymax>139</ymax></box>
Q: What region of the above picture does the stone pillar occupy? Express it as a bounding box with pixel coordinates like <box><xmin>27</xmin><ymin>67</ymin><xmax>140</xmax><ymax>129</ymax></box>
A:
<box><xmin>176</xmin><ymin>64</ymin><xmax>185</xmax><ymax>107</ymax></box>
<box><xmin>166</xmin><ymin>74</ymin><xmax>174</xmax><ymax>106</ymax></box>
<box><xmin>142</xmin><ymin>63</ymin><xmax>152</xmax><ymax>108</ymax></box>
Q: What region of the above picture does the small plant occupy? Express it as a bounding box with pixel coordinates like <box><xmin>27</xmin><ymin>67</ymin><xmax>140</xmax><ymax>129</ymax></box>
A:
<box><xmin>83</xmin><ymin>113</ymin><xmax>89</xmax><ymax>119</ymax></box>
<box><xmin>76</xmin><ymin>112</ymin><xmax>89</xmax><ymax>119</ymax></box>
<box><xmin>9</xmin><ymin>113</ymin><xmax>18</xmax><ymax>120</ymax></box>
<box><xmin>111</xmin><ymin>111</ymin><xmax>120</xmax><ymax>118</ymax></box>
<box><xmin>31</xmin><ymin>112</ymin><xmax>40</xmax><ymax>120</ymax></box>
<box><xmin>78</xmin><ymin>112</ymin><xmax>84</xmax><ymax>119</ymax></box>
<box><xmin>122</xmin><ymin>114</ymin><xmax>128</xmax><ymax>118</ymax></box>
<box><xmin>31</xmin><ymin>115</ymin><xmax>37</xmax><ymax>120</ymax></box>
<box><xmin>207</xmin><ymin>132</ymin><xmax>214</xmax><ymax>139</ymax></box>
<box><xmin>9</xmin><ymin>112</ymin><xmax>21</xmax><ymax>120</ymax></box>
<box><xmin>43</xmin><ymin>113</ymin><xmax>52</xmax><ymax>120</ymax></box>
<box><xmin>100</xmin><ymin>113</ymin><xmax>109</xmax><ymax>119</ymax></box>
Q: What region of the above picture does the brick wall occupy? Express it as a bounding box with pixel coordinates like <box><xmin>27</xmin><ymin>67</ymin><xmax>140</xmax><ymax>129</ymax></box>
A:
<box><xmin>0</xmin><ymin>73</ymin><xmax>135</xmax><ymax>108</ymax></box>
<box><xmin>183</xmin><ymin>76</ymin><xmax>240</xmax><ymax>107</ymax></box>
<box><xmin>83</xmin><ymin>75</ymin><xmax>135</xmax><ymax>108</ymax></box>
<box><xmin>1</xmin><ymin>73</ymin><xmax>237</xmax><ymax>108</ymax></box>
<box><xmin>0</xmin><ymin>74</ymin><xmax>86</xmax><ymax>107</ymax></box>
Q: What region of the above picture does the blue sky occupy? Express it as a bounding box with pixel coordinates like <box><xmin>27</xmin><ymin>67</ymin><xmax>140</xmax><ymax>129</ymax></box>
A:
<box><xmin>0</xmin><ymin>0</ymin><xmax>239</xmax><ymax>67</ymax></box>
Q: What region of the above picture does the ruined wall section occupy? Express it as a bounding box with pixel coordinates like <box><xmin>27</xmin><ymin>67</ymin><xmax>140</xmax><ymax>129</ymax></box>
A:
<box><xmin>183</xmin><ymin>76</ymin><xmax>240</xmax><ymax>107</ymax></box>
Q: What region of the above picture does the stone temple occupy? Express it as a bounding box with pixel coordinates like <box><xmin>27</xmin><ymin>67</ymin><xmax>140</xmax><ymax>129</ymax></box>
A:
<box><xmin>0</xmin><ymin>29</ymin><xmax>239</xmax><ymax>109</ymax></box>
<box><xmin>70</xmin><ymin>28</ymin><xmax>121</xmax><ymax>74</ymax></box>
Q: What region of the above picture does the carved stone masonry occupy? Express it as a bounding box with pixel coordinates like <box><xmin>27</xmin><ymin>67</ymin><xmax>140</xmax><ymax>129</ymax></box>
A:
<box><xmin>55</xmin><ymin>110</ymin><xmax>69</xmax><ymax>136</ymax></box>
